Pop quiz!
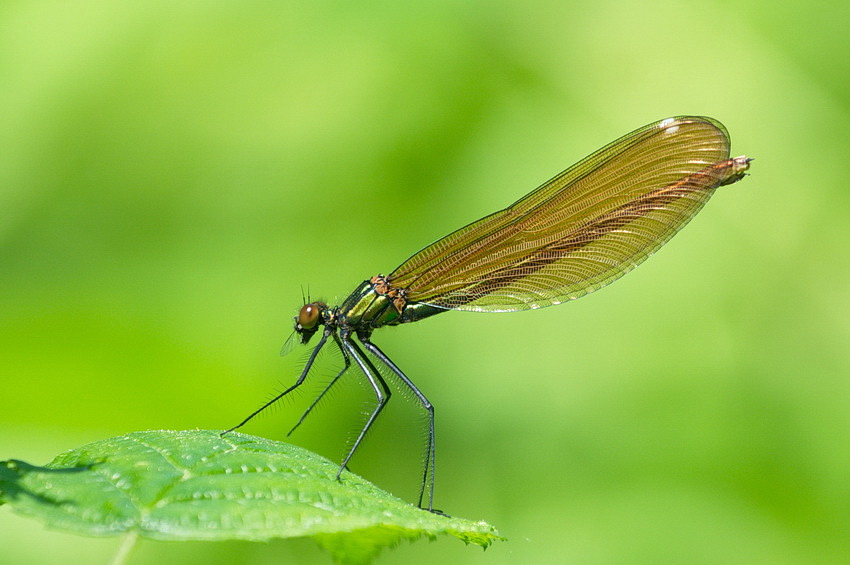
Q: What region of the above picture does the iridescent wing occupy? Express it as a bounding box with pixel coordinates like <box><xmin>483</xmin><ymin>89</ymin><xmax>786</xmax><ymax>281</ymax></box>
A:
<box><xmin>388</xmin><ymin>116</ymin><xmax>749</xmax><ymax>311</ymax></box>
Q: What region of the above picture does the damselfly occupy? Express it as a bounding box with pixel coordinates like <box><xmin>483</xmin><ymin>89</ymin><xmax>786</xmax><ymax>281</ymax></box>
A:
<box><xmin>224</xmin><ymin>115</ymin><xmax>751</xmax><ymax>512</ymax></box>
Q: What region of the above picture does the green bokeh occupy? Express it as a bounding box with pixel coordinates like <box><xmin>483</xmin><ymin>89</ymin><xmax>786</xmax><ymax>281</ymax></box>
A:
<box><xmin>2</xmin><ymin>1</ymin><xmax>848</xmax><ymax>563</ymax></box>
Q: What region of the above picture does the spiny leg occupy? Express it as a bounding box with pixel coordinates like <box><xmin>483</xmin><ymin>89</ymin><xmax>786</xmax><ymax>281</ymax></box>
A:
<box><xmin>337</xmin><ymin>333</ymin><xmax>391</xmax><ymax>478</ymax></box>
<box><xmin>361</xmin><ymin>338</ymin><xmax>438</xmax><ymax>513</ymax></box>
<box><xmin>222</xmin><ymin>330</ymin><xmax>331</xmax><ymax>436</ymax></box>
<box><xmin>288</xmin><ymin>331</ymin><xmax>351</xmax><ymax>436</ymax></box>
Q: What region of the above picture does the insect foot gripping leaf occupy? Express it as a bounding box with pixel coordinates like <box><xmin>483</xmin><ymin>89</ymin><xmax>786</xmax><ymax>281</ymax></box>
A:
<box><xmin>0</xmin><ymin>430</ymin><xmax>502</xmax><ymax>565</ymax></box>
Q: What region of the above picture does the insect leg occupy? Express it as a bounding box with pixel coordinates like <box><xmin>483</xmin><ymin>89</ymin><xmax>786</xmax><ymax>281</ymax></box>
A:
<box><xmin>360</xmin><ymin>338</ymin><xmax>437</xmax><ymax>513</ymax></box>
<box><xmin>337</xmin><ymin>333</ymin><xmax>391</xmax><ymax>479</ymax></box>
<box><xmin>222</xmin><ymin>329</ymin><xmax>331</xmax><ymax>436</ymax></box>
<box><xmin>287</xmin><ymin>331</ymin><xmax>351</xmax><ymax>436</ymax></box>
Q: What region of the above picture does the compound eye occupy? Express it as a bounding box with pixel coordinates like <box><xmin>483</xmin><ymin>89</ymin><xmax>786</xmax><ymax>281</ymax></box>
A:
<box><xmin>297</xmin><ymin>303</ymin><xmax>320</xmax><ymax>330</ymax></box>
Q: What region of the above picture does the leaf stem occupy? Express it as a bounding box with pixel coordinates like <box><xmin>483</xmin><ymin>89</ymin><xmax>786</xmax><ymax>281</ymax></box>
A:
<box><xmin>109</xmin><ymin>531</ymin><xmax>138</xmax><ymax>565</ymax></box>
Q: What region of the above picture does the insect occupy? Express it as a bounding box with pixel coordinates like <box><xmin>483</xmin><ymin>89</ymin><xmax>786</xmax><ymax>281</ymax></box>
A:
<box><xmin>224</xmin><ymin>116</ymin><xmax>751</xmax><ymax>512</ymax></box>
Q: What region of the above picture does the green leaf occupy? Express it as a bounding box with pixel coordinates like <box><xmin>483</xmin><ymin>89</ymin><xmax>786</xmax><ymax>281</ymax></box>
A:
<box><xmin>0</xmin><ymin>430</ymin><xmax>502</xmax><ymax>564</ymax></box>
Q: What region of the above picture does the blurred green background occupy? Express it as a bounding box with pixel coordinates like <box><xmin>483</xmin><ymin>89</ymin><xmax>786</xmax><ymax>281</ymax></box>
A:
<box><xmin>2</xmin><ymin>1</ymin><xmax>848</xmax><ymax>563</ymax></box>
